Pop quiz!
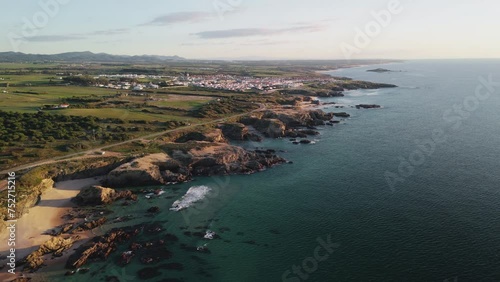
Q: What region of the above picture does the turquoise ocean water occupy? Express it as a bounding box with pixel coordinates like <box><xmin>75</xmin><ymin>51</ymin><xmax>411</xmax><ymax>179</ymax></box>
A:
<box><xmin>47</xmin><ymin>60</ymin><xmax>500</xmax><ymax>282</ymax></box>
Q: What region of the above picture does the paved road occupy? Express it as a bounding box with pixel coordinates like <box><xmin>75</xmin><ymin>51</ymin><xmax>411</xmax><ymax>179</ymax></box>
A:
<box><xmin>0</xmin><ymin>104</ymin><xmax>267</xmax><ymax>175</ymax></box>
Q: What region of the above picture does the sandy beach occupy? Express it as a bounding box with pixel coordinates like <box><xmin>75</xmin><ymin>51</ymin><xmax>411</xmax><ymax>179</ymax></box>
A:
<box><xmin>0</xmin><ymin>176</ymin><xmax>103</xmax><ymax>280</ymax></box>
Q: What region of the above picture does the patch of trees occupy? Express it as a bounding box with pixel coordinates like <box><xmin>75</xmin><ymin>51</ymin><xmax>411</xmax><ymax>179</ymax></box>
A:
<box><xmin>193</xmin><ymin>98</ymin><xmax>258</xmax><ymax>118</ymax></box>
<box><xmin>119</xmin><ymin>68</ymin><xmax>160</xmax><ymax>75</ymax></box>
<box><xmin>0</xmin><ymin>109</ymin><xmax>191</xmax><ymax>169</ymax></box>
<box><xmin>0</xmin><ymin>111</ymin><xmax>139</xmax><ymax>146</ymax></box>
<box><xmin>0</xmin><ymin>111</ymin><xmax>99</xmax><ymax>143</ymax></box>
<box><xmin>61</xmin><ymin>96</ymin><xmax>105</xmax><ymax>103</ymax></box>
<box><xmin>63</xmin><ymin>75</ymin><xmax>109</xmax><ymax>86</ymax></box>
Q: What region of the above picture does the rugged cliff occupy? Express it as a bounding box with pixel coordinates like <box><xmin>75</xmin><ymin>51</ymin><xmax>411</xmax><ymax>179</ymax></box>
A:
<box><xmin>0</xmin><ymin>177</ymin><xmax>54</xmax><ymax>231</ymax></box>
<box><xmin>73</xmin><ymin>185</ymin><xmax>137</xmax><ymax>205</ymax></box>
<box><xmin>106</xmin><ymin>143</ymin><xmax>286</xmax><ymax>188</ymax></box>
<box><xmin>107</xmin><ymin>153</ymin><xmax>172</xmax><ymax>187</ymax></box>
<box><xmin>239</xmin><ymin>109</ymin><xmax>335</xmax><ymax>138</ymax></box>
<box><xmin>0</xmin><ymin>157</ymin><xmax>128</xmax><ymax>235</ymax></box>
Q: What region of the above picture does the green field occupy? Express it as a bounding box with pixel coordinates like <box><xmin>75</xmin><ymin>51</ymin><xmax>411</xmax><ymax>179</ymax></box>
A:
<box><xmin>0</xmin><ymin>60</ymin><xmax>336</xmax><ymax>171</ymax></box>
<box><xmin>0</xmin><ymin>74</ymin><xmax>215</xmax><ymax>119</ymax></box>
<box><xmin>0</xmin><ymin>86</ymin><xmax>122</xmax><ymax>112</ymax></box>
<box><xmin>52</xmin><ymin>108</ymin><xmax>197</xmax><ymax>122</ymax></box>
<box><xmin>149</xmin><ymin>99</ymin><xmax>209</xmax><ymax>110</ymax></box>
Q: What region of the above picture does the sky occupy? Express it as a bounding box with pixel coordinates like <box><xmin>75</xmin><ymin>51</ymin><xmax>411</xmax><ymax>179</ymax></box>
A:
<box><xmin>1</xmin><ymin>0</ymin><xmax>499</xmax><ymax>60</ymax></box>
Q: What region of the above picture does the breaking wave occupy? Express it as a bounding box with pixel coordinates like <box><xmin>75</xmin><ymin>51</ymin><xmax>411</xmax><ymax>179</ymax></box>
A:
<box><xmin>170</xmin><ymin>185</ymin><xmax>211</xmax><ymax>211</ymax></box>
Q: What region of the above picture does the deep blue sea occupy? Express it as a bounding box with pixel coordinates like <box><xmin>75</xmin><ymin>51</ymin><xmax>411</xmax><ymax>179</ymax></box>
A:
<box><xmin>47</xmin><ymin>60</ymin><xmax>500</xmax><ymax>282</ymax></box>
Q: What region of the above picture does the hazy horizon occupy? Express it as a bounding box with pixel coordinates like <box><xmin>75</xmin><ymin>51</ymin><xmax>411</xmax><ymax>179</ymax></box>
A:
<box><xmin>2</xmin><ymin>0</ymin><xmax>500</xmax><ymax>60</ymax></box>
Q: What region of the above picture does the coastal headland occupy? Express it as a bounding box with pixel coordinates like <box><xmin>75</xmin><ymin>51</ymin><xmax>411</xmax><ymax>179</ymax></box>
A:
<box><xmin>0</xmin><ymin>58</ymin><xmax>397</xmax><ymax>280</ymax></box>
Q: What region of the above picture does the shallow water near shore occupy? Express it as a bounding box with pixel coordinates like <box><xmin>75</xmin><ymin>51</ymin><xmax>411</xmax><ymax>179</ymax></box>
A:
<box><xmin>41</xmin><ymin>60</ymin><xmax>500</xmax><ymax>281</ymax></box>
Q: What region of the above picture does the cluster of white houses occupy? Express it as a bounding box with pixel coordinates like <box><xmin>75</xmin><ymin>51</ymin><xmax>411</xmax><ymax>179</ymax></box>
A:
<box><xmin>188</xmin><ymin>75</ymin><xmax>305</xmax><ymax>92</ymax></box>
<box><xmin>88</xmin><ymin>73</ymin><xmax>339</xmax><ymax>93</ymax></box>
<box><xmin>95</xmin><ymin>74</ymin><xmax>187</xmax><ymax>90</ymax></box>
<box><xmin>98</xmin><ymin>81</ymin><xmax>162</xmax><ymax>91</ymax></box>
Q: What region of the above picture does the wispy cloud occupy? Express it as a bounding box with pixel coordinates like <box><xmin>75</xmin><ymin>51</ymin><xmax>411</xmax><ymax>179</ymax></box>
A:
<box><xmin>18</xmin><ymin>28</ymin><xmax>131</xmax><ymax>43</ymax></box>
<box><xmin>94</xmin><ymin>39</ymin><xmax>126</xmax><ymax>44</ymax></box>
<box><xmin>142</xmin><ymin>12</ymin><xmax>212</xmax><ymax>26</ymax></box>
<box><xmin>193</xmin><ymin>24</ymin><xmax>327</xmax><ymax>39</ymax></box>
<box><xmin>292</xmin><ymin>18</ymin><xmax>337</xmax><ymax>26</ymax></box>
<box><xmin>182</xmin><ymin>39</ymin><xmax>295</xmax><ymax>47</ymax></box>
<box><xmin>181</xmin><ymin>41</ymin><xmax>234</xmax><ymax>46</ymax></box>
<box><xmin>243</xmin><ymin>39</ymin><xmax>292</xmax><ymax>46</ymax></box>
<box><xmin>91</xmin><ymin>28</ymin><xmax>130</xmax><ymax>36</ymax></box>
<box><xmin>21</xmin><ymin>35</ymin><xmax>85</xmax><ymax>42</ymax></box>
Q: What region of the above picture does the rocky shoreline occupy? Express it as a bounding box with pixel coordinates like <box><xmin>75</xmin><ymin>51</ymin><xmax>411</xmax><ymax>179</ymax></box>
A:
<box><xmin>3</xmin><ymin>107</ymin><xmax>334</xmax><ymax>275</ymax></box>
<box><xmin>1</xmin><ymin>93</ymin><xmax>389</xmax><ymax>279</ymax></box>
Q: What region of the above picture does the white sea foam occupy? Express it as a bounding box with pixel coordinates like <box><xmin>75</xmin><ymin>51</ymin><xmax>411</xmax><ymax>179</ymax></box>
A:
<box><xmin>170</xmin><ymin>185</ymin><xmax>211</xmax><ymax>211</ymax></box>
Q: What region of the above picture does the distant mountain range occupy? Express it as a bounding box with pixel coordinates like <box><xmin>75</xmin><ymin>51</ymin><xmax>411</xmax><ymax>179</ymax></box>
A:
<box><xmin>0</xmin><ymin>51</ymin><xmax>186</xmax><ymax>63</ymax></box>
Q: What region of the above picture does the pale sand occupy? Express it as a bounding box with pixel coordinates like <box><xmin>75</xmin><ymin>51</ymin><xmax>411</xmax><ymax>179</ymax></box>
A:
<box><xmin>0</xmin><ymin>176</ymin><xmax>103</xmax><ymax>280</ymax></box>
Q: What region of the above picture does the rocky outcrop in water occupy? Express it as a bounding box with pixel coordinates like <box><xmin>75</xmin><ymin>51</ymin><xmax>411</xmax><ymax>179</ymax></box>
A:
<box><xmin>356</xmin><ymin>104</ymin><xmax>381</xmax><ymax>109</ymax></box>
<box><xmin>241</xmin><ymin>109</ymin><xmax>334</xmax><ymax>138</ymax></box>
<box><xmin>66</xmin><ymin>225</ymin><xmax>141</xmax><ymax>269</ymax></box>
<box><xmin>22</xmin><ymin>236</ymin><xmax>79</xmax><ymax>271</ymax></box>
<box><xmin>73</xmin><ymin>185</ymin><xmax>136</xmax><ymax>205</ymax></box>
<box><xmin>105</xmin><ymin>144</ymin><xmax>286</xmax><ymax>188</ymax></box>
<box><xmin>74</xmin><ymin>217</ymin><xmax>108</xmax><ymax>232</ymax></box>
<box><xmin>367</xmin><ymin>68</ymin><xmax>392</xmax><ymax>73</ymax></box>
<box><xmin>333</xmin><ymin>112</ymin><xmax>351</xmax><ymax>118</ymax></box>
<box><xmin>189</xmin><ymin>143</ymin><xmax>285</xmax><ymax>176</ymax></box>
